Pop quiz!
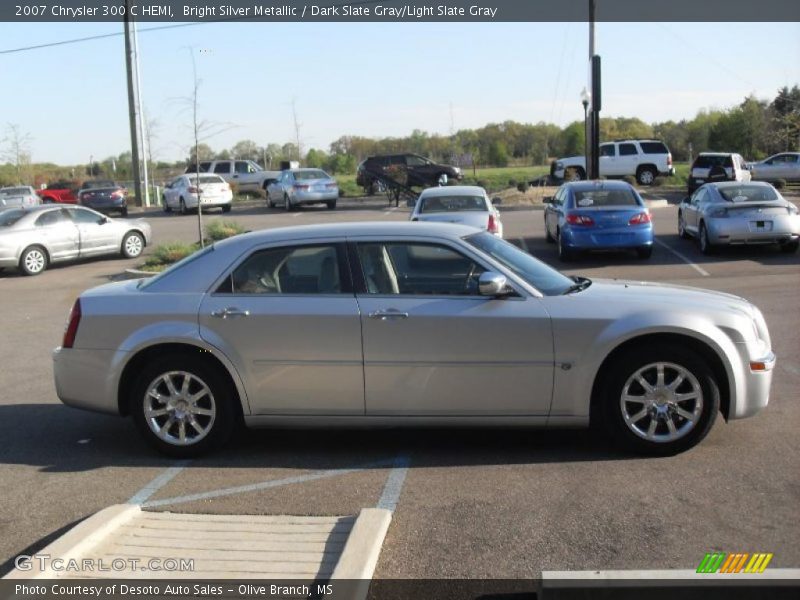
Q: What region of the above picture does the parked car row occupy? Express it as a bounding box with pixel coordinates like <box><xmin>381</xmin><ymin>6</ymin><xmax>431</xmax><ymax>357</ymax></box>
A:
<box><xmin>28</xmin><ymin>180</ymin><xmax>130</xmax><ymax>217</ymax></box>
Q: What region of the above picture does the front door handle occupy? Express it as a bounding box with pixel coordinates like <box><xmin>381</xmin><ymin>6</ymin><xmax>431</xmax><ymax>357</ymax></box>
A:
<box><xmin>368</xmin><ymin>309</ymin><xmax>409</xmax><ymax>321</ymax></box>
<box><xmin>211</xmin><ymin>307</ymin><xmax>250</xmax><ymax>319</ymax></box>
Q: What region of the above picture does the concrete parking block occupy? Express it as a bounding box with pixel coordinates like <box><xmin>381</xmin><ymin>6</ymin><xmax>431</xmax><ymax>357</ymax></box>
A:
<box><xmin>3</xmin><ymin>506</ymin><xmax>394</xmax><ymax>581</ymax></box>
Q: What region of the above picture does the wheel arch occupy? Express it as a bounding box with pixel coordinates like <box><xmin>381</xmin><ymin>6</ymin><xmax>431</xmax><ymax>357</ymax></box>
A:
<box><xmin>123</xmin><ymin>228</ymin><xmax>148</xmax><ymax>247</ymax></box>
<box><xmin>117</xmin><ymin>341</ymin><xmax>247</xmax><ymax>419</ymax></box>
<box><xmin>589</xmin><ymin>332</ymin><xmax>732</xmax><ymax>425</ymax></box>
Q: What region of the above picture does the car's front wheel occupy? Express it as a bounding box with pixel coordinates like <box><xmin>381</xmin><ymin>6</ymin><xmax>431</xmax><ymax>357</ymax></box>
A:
<box><xmin>678</xmin><ymin>212</ymin><xmax>691</xmax><ymax>239</ymax></box>
<box><xmin>121</xmin><ymin>231</ymin><xmax>144</xmax><ymax>259</ymax></box>
<box><xmin>598</xmin><ymin>343</ymin><xmax>719</xmax><ymax>455</ymax></box>
<box><xmin>130</xmin><ymin>353</ymin><xmax>239</xmax><ymax>457</ymax></box>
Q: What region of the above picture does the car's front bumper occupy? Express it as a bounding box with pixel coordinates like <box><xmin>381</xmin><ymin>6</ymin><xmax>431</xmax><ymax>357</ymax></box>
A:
<box><xmin>562</xmin><ymin>225</ymin><xmax>654</xmax><ymax>250</ymax></box>
<box><xmin>707</xmin><ymin>216</ymin><xmax>800</xmax><ymax>245</ymax></box>
<box><xmin>53</xmin><ymin>346</ymin><xmax>123</xmax><ymax>415</ymax></box>
<box><xmin>730</xmin><ymin>347</ymin><xmax>775</xmax><ymax>420</ymax></box>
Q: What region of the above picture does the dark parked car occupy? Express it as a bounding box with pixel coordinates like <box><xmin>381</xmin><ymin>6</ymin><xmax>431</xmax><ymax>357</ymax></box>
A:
<box><xmin>356</xmin><ymin>153</ymin><xmax>462</xmax><ymax>193</ymax></box>
<box><xmin>78</xmin><ymin>180</ymin><xmax>128</xmax><ymax>216</ymax></box>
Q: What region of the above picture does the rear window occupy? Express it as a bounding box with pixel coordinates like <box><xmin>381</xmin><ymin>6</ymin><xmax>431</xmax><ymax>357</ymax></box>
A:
<box><xmin>573</xmin><ymin>188</ymin><xmax>640</xmax><ymax>207</ymax></box>
<box><xmin>640</xmin><ymin>142</ymin><xmax>669</xmax><ymax>154</ymax></box>
<box><xmin>0</xmin><ymin>187</ymin><xmax>30</xmax><ymax>195</ymax></box>
<box><xmin>0</xmin><ymin>209</ymin><xmax>26</xmax><ymax>226</ymax></box>
<box><xmin>188</xmin><ymin>175</ymin><xmax>225</xmax><ymax>185</ymax></box>
<box><xmin>718</xmin><ymin>185</ymin><xmax>779</xmax><ymax>203</ymax></box>
<box><xmin>294</xmin><ymin>170</ymin><xmax>329</xmax><ymax>181</ymax></box>
<box><xmin>83</xmin><ymin>181</ymin><xmax>116</xmax><ymax>189</ymax></box>
<box><xmin>420</xmin><ymin>195</ymin><xmax>487</xmax><ymax>213</ymax></box>
<box><xmin>693</xmin><ymin>155</ymin><xmax>732</xmax><ymax>169</ymax></box>
<box><xmin>139</xmin><ymin>245</ymin><xmax>215</xmax><ymax>289</ymax></box>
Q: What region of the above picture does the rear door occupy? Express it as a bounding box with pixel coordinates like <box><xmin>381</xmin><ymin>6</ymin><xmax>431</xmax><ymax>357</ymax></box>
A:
<box><xmin>353</xmin><ymin>238</ymin><xmax>554</xmax><ymax>416</ymax></box>
<box><xmin>199</xmin><ymin>242</ymin><xmax>365</xmax><ymax>415</ymax></box>
<box><xmin>617</xmin><ymin>143</ymin><xmax>639</xmax><ymax>176</ymax></box>
<box><xmin>33</xmin><ymin>209</ymin><xmax>79</xmax><ymax>260</ymax></box>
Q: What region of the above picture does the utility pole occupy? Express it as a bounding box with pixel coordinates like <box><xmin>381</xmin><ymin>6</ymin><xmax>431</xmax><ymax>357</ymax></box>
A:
<box><xmin>587</xmin><ymin>0</ymin><xmax>595</xmax><ymax>179</ymax></box>
<box><xmin>123</xmin><ymin>2</ymin><xmax>142</xmax><ymax>207</ymax></box>
<box><xmin>291</xmin><ymin>98</ymin><xmax>302</xmax><ymax>161</ymax></box>
<box><xmin>587</xmin><ymin>0</ymin><xmax>601</xmax><ymax>180</ymax></box>
<box><xmin>132</xmin><ymin>19</ymin><xmax>150</xmax><ymax>207</ymax></box>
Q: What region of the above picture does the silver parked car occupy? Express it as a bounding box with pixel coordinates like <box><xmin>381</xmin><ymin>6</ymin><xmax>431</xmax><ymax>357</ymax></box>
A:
<box><xmin>0</xmin><ymin>205</ymin><xmax>151</xmax><ymax>275</ymax></box>
<box><xmin>162</xmin><ymin>174</ymin><xmax>233</xmax><ymax>214</ymax></box>
<box><xmin>410</xmin><ymin>186</ymin><xmax>503</xmax><ymax>238</ymax></box>
<box><xmin>53</xmin><ymin>222</ymin><xmax>774</xmax><ymax>457</ymax></box>
<box><xmin>678</xmin><ymin>181</ymin><xmax>799</xmax><ymax>254</ymax></box>
<box><xmin>0</xmin><ymin>186</ymin><xmax>40</xmax><ymax>210</ymax></box>
<box><xmin>749</xmin><ymin>152</ymin><xmax>800</xmax><ymax>183</ymax></box>
<box><xmin>266</xmin><ymin>169</ymin><xmax>339</xmax><ymax>210</ymax></box>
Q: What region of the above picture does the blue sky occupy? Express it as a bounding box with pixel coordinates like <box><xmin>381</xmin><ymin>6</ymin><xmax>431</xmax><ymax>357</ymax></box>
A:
<box><xmin>1</xmin><ymin>21</ymin><xmax>798</xmax><ymax>164</ymax></box>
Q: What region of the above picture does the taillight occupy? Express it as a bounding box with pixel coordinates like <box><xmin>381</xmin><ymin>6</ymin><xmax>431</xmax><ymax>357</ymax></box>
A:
<box><xmin>668</xmin><ymin>154</ymin><xmax>673</xmax><ymax>167</ymax></box>
<box><xmin>63</xmin><ymin>299</ymin><xmax>81</xmax><ymax>349</ymax></box>
<box><xmin>187</xmin><ymin>186</ymin><xmax>199</xmax><ymax>193</ymax></box>
<box><xmin>110</xmin><ymin>191</ymin><xmax>122</xmax><ymax>198</ymax></box>
<box><xmin>566</xmin><ymin>213</ymin><xmax>595</xmax><ymax>226</ymax></box>
<box><xmin>629</xmin><ymin>212</ymin><xmax>652</xmax><ymax>225</ymax></box>
<box><xmin>325</xmin><ymin>183</ymin><xmax>337</xmax><ymax>189</ymax></box>
<box><xmin>488</xmin><ymin>213</ymin><xmax>500</xmax><ymax>234</ymax></box>
<box><xmin>294</xmin><ymin>184</ymin><xmax>310</xmax><ymax>190</ymax></box>
<box><xmin>80</xmin><ymin>193</ymin><xmax>89</xmax><ymax>200</ymax></box>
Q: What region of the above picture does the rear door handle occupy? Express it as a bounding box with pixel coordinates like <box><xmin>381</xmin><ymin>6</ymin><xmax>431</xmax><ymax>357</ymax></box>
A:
<box><xmin>211</xmin><ymin>307</ymin><xmax>250</xmax><ymax>319</ymax></box>
<box><xmin>368</xmin><ymin>309</ymin><xmax>409</xmax><ymax>320</ymax></box>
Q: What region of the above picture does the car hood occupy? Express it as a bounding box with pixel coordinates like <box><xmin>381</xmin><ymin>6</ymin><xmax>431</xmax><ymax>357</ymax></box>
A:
<box><xmin>575</xmin><ymin>278</ymin><xmax>755</xmax><ymax>318</ymax></box>
<box><xmin>556</xmin><ymin>155</ymin><xmax>586</xmax><ymax>164</ymax></box>
<box><xmin>416</xmin><ymin>213</ymin><xmax>489</xmax><ymax>229</ymax></box>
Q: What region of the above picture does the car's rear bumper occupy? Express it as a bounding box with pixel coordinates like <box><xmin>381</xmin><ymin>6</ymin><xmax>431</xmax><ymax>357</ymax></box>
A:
<box><xmin>53</xmin><ymin>346</ymin><xmax>122</xmax><ymax>415</ymax></box>
<box><xmin>562</xmin><ymin>226</ymin><xmax>654</xmax><ymax>250</ymax></box>
<box><xmin>707</xmin><ymin>217</ymin><xmax>800</xmax><ymax>245</ymax></box>
<box><xmin>293</xmin><ymin>191</ymin><xmax>338</xmax><ymax>203</ymax></box>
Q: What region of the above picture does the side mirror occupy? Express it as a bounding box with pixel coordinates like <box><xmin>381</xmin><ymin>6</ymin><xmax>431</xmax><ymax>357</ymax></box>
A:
<box><xmin>681</xmin><ymin>196</ymin><xmax>690</xmax><ymax>204</ymax></box>
<box><xmin>98</xmin><ymin>216</ymin><xmax>109</xmax><ymax>224</ymax></box>
<box><xmin>543</xmin><ymin>196</ymin><xmax>554</xmax><ymax>204</ymax></box>
<box><xmin>478</xmin><ymin>272</ymin><xmax>512</xmax><ymax>297</ymax></box>
<box><xmin>491</xmin><ymin>197</ymin><xmax>502</xmax><ymax>205</ymax></box>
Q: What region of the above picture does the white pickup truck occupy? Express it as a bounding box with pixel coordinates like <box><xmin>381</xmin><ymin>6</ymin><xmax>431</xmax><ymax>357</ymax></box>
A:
<box><xmin>186</xmin><ymin>160</ymin><xmax>281</xmax><ymax>195</ymax></box>
<box><xmin>551</xmin><ymin>139</ymin><xmax>675</xmax><ymax>186</ymax></box>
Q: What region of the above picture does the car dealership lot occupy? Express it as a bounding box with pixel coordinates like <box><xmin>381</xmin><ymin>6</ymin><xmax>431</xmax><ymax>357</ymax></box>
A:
<box><xmin>0</xmin><ymin>201</ymin><xmax>798</xmax><ymax>578</ymax></box>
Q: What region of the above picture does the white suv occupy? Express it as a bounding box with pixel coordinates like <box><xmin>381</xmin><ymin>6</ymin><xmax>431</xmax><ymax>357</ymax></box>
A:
<box><xmin>186</xmin><ymin>160</ymin><xmax>281</xmax><ymax>195</ymax></box>
<box><xmin>551</xmin><ymin>140</ymin><xmax>675</xmax><ymax>185</ymax></box>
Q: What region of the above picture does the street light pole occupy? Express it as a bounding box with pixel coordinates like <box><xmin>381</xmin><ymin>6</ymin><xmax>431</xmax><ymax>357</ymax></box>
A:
<box><xmin>581</xmin><ymin>87</ymin><xmax>590</xmax><ymax>176</ymax></box>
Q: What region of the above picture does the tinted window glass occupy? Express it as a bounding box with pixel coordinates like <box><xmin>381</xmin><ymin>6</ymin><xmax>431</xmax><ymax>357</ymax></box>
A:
<box><xmin>0</xmin><ymin>187</ymin><xmax>32</xmax><ymax>195</ymax></box>
<box><xmin>694</xmin><ymin>155</ymin><xmax>731</xmax><ymax>169</ymax></box>
<box><xmin>294</xmin><ymin>170</ymin><xmax>329</xmax><ymax>181</ymax></box>
<box><xmin>36</xmin><ymin>209</ymin><xmax>69</xmax><ymax>226</ymax></box>
<box><xmin>358</xmin><ymin>243</ymin><xmax>484</xmax><ymax>296</ymax></box>
<box><xmin>640</xmin><ymin>142</ymin><xmax>669</xmax><ymax>154</ymax></box>
<box><xmin>599</xmin><ymin>145</ymin><xmax>616</xmax><ymax>157</ymax></box>
<box><xmin>69</xmin><ymin>208</ymin><xmax>102</xmax><ymax>224</ymax></box>
<box><xmin>187</xmin><ymin>175</ymin><xmax>225</xmax><ymax>185</ymax></box>
<box><xmin>718</xmin><ymin>185</ymin><xmax>779</xmax><ymax>203</ymax></box>
<box><xmin>213</xmin><ymin>162</ymin><xmax>232</xmax><ymax>174</ymax></box>
<box><xmin>574</xmin><ymin>188</ymin><xmax>640</xmax><ymax>207</ymax></box>
<box><xmin>234</xmin><ymin>161</ymin><xmax>250</xmax><ymax>174</ymax></box>
<box><xmin>420</xmin><ymin>195</ymin><xmax>487</xmax><ymax>213</ymax></box>
<box><xmin>406</xmin><ymin>155</ymin><xmax>427</xmax><ymax>167</ymax></box>
<box><xmin>619</xmin><ymin>143</ymin><xmax>638</xmax><ymax>156</ymax></box>
<box><xmin>228</xmin><ymin>245</ymin><xmax>342</xmax><ymax>295</ymax></box>
<box><xmin>0</xmin><ymin>209</ymin><xmax>26</xmax><ymax>226</ymax></box>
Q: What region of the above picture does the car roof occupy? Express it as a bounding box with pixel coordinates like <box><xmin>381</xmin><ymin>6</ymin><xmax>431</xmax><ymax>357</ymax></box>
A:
<box><xmin>218</xmin><ymin>221</ymin><xmax>478</xmax><ymax>248</ymax></box>
<box><xmin>418</xmin><ymin>185</ymin><xmax>486</xmax><ymax>198</ymax></box>
<box><xmin>697</xmin><ymin>152</ymin><xmax>735</xmax><ymax>156</ymax></box>
<box><xmin>562</xmin><ymin>180</ymin><xmax>636</xmax><ymax>192</ymax></box>
<box><xmin>288</xmin><ymin>168</ymin><xmax>328</xmax><ymax>173</ymax></box>
<box><xmin>708</xmin><ymin>180</ymin><xmax>775</xmax><ymax>189</ymax></box>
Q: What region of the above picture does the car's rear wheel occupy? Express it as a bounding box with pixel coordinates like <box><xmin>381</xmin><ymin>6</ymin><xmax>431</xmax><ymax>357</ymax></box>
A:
<box><xmin>637</xmin><ymin>167</ymin><xmax>657</xmax><ymax>186</ymax></box>
<box><xmin>130</xmin><ymin>353</ymin><xmax>239</xmax><ymax>457</ymax></box>
<box><xmin>120</xmin><ymin>207</ymin><xmax>128</xmax><ymax>217</ymax></box>
<box><xmin>284</xmin><ymin>195</ymin><xmax>293</xmax><ymax>211</ymax></box>
<box><xmin>163</xmin><ymin>196</ymin><xmax>171</xmax><ymax>213</ymax></box>
<box><xmin>698</xmin><ymin>222</ymin><xmax>716</xmax><ymax>255</ymax></box>
<box><xmin>598</xmin><ymin>343</ymin><xmax>719</xmax><ymax>455</ymax></box>
<box><xmin>179</xmin><ymin>198</ymin><xmax>188</xmax><ymax>215</ymax></box>
<box><xmin>326</xmin><ymin>200</ymin><xmax>336</xmax><ymax>210</ymax></box>
<box><xmin>222</xmin><ymin>204</ymin><xmax>231</xmax><ymax>213</ymax></box>
<box><xmin>544</xmin><ymin>219</ymin><xmax>555</xmax><ymax>243</ymax></box>
<box><xmin>779</xmin><ymin>240</ymin><xmax>799</xmax><ymax>253</ymax></box>
<box><xmin>19</xmin><ymin>245</ymin><xmax>48</xmax><ymax>276</ymax></box>
<box><xmin>121</xmin><ymin>231</ymin><xmax>144</xmax><ymax>259</ymax></box>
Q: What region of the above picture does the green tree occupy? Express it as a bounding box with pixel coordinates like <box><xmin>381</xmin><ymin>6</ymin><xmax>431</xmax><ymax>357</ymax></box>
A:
<box><xmin>486</xmin><ymin>140</ymin><xmax>509</xmax><ymax>167</ymax></box>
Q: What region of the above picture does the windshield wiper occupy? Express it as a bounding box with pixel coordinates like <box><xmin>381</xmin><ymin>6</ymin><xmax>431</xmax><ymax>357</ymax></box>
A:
<box><xmin>562</xmin><ymin>276</ymin><xmax>592</xmax><ymax>295</ymax></box>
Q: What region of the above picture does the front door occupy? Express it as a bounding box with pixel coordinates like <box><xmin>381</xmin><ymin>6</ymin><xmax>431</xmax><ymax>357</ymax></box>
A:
<box><xmin>199</xmin><ymin>242</ymin><xmax>364</xmax><ymax>415</ymax></box>
<box><xmin>353</xmin><ymin>240</ymin><xmax>554</xmax><ymax>416</ymax></box>
<box><xmin>67</xmin><ymin>208</ymin><xmax>117</xmax><ymax>256</ymax></box>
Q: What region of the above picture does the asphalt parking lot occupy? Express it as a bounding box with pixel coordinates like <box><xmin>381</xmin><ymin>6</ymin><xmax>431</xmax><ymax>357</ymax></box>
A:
<box><xmin>0</xmin><ymin>197</ymin><xmax>798</xmax><ymax>579</ymax></box>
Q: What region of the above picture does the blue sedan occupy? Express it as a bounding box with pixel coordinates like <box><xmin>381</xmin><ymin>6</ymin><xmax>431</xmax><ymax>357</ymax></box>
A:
<box><xmin>544</xmin><ymin>181</ymin><xmax>654</xmax><ymax>261</ymax></box>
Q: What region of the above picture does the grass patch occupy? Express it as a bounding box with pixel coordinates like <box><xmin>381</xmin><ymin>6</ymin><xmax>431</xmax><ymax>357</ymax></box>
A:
<box><xmin>206</xmin><ymin>220</ymin><xmax>246</xmax><ymax>242</ymax></box>
<box><xmin>142</xmin><ymin>220</ymin><xmax>247</xmax><ymax>272</ymax></box>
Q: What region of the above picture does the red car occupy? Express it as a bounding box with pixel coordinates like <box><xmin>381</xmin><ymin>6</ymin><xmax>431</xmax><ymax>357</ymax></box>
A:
<box><xmin>37</xmin><ymin>181</ymin><xmax>78</xmax><ymax>204</ymax></box>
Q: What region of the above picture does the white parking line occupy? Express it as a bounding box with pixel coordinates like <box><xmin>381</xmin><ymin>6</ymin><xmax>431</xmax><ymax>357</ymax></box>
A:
<box><xmin>653</xmin><ymin>238</ymin><xmax>710</xmax><ymax>277</ymax></box>
<box><xmin>141</xmin><ymin>458</ymin><xmax>398</xmax><ymax>509</ymax></box>
<box><xmin>376</xmin><ymin>456</ymin><xmax>410</xmax><ymax>512</ymax></box>
<box><xmin>127</xmin><ymin>461</ymin><xmax>190</xmax><ymax>505</ymax></box>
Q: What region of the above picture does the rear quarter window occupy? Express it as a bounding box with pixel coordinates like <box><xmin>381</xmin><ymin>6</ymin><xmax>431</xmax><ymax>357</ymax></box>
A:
<box><xmin>640</xmin><ymin>142</ymin><xmax>669</xmax><ymax>154</ymax></box>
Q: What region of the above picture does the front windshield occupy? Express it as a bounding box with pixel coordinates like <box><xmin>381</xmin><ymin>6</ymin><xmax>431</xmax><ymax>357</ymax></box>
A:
<box><xmin>420</xmin><ymin>195</ymin><xmax>487</xmax><ymax>213</ymax></box>
<box><xmin>465</xmin><ymin>231</ymin><xmax>575</xmax><ymax>296</ymax></box>
<box><xmin>0</xmin><ymin>209</ymin><xmax>26</xmax><ymax>226</ymax></box>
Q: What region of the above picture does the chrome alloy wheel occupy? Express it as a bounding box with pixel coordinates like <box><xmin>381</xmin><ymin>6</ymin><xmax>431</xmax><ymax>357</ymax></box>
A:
<box><xmin>24</xmin><ymin>249</ymin><xmax>46</xmax><ymax>274</ymax></box>
<box><xmin>620</xmin><ymin>362</ymin><xmax>703</xmax><ymax>443</ymax></box>
<box><xmin>144</xmin><ymin>371</ymin><xmax>216</xmax><ymax>446</ymax></box>
<box><xmin>124</xmin><ymin>233</ymin><xmax>143</xmax><ymax>257</ymax></box>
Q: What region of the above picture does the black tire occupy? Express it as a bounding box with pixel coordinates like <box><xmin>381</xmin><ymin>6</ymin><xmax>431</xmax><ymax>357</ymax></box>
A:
<box><xmin>179</xmin><ymin>198</ymin><xmax>188</xmax><ymax>215</ymax></box>
<box><xmin>130</xmin><ymin>353</ymin><xmax>240</xmax><ymax>458</ymax></box>
<box><xmin>120</xmin><ymin>207</ymin><xmax>128</xmax><ymax>217</ymax></box>
<box><xmin>557</xmin><ymin>230</ymin><xmax>575</xmax><ymax>261</ymax></box>
<box><xmin>19</xmin><ymin>245</ymin><xmax>48</xmax><ymax>276</ymax></box>
<box><xmin>698</xmin><ymin>222</ymin><xmax>716</xmax><ymax>255</ymax></box>
<box><xmin>596</xmin><ymin>343</ymin><xmax>720</xmax><ymax>455</ymax></box>
<box><xmin>284</xmin><ymin>195</ymin><xmax>293</xmax><ymax>212</ymax></box>
<box><xmin>636</xmin><ymin>246</ymin><xmax>653</xmax><ymax>259</ymax></box>
<box><xmin>222</xmin><ymin>204</ymin><xmax>231</xmax><ymax>213</ymax></box>
<box><xmin>636</xmin><ymin>166</ymin><xmax>658</xmax><ymax>186</ymax></box>
<box><xmin>163</xmin><ymin>195</ymin><xmax>172</xmax><ymax>213</ymax></box>
<box><xmin>678</xmin><ymin>212</ymin><xmax>691</xmax><ymax>239</ymax></box>
<box><xmin>326</xmin><ymin>200</ymin><xmax>336</xmax><ymax>210</ymax></box>
<box><xmin>779</xmin><ymin>240</ymin><xmax>799</xmax><ymax>253</ymax></box>
<box><xmin>121</xmin><ymin>231</ymin><xmax>144</xmax><ymax>259</ymax></box>
<box><xmin>545</xmin><ymin>219</ymin><xmax>555</xmax><ymax>243</ymax></box>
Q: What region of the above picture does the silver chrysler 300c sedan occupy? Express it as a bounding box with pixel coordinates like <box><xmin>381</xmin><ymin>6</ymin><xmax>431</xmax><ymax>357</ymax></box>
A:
<box><xmin>53</xmin><ymin>222</ymin><xmax>774</xmax><ymax>457</ymax></box>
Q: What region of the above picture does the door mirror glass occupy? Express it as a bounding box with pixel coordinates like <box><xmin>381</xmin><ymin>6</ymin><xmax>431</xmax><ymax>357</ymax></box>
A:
<box><xmin>478</xmin><ymin>272</ymin><xmax>512</xmax><ymax>297</ymax></box>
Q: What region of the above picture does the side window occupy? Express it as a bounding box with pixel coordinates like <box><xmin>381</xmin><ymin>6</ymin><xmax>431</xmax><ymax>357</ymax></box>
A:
<box><xmin>224</xmin><ymin>245</ymin><xmax>344</xmax><ymax>295</ymax></box>
<box><xmin>599</xmin><ymin>144</ymin><xmax>616</xmax><ymax>157</ymax></box>
<box><xmin>357</xmin><ymin>243</ymin><xmax>485</xmax><ymax>296</ymax></box>
<box><xmin>213</xmin><ymin>162</ymin><xmax>232</xmax><ymax>175</ymax></box>
<box><xmin>35</xmin><ymin>209</ymin><xmax>69</xmax><ymax>227</ymax></box>
<box><xmin>234</xmin><ymin>161</ymin><xmax>250</xmax><ymax>174</ymax></box>
<box><xmin>553</xmin><ymin>189</ymin><xmax>564</xmax><ymax>206</ymax></box>
<box><xmin>619</xmin><ymin>143</ymin><xmax>638</xmax><ymax>156</ymax></box>
<box><xmin>199</xmin><ymin>162</ymin><xmax>212</xmax><ymax>172</ymax></box>
<box><xmin>68</xmin><ymin>208</ymin><xmax>103</xmax><ymax>224</ymax></box>
<box><xmin>692</xmin><ymin>188</ymin><xmax>707</xmax><ymax>205</ymax></box>
<box><xmin>786</xmin><ymin>155</ymin><xmax>799</xmax><ymax>164</ymax></box>
<box><xmin>406</xmin><ymin>155</ymin><xmax>426</xmax><ymax>167</ymax></box>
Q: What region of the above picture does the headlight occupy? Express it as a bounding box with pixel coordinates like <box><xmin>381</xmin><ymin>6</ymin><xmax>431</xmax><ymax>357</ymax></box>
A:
<box><xmin>787</xmin><ymin>204</ymin><xmax>798</xmax><ymax>215</ymax></box>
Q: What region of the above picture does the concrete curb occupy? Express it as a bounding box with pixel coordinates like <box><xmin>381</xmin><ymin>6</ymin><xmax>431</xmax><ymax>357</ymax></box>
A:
<box><xmin>4</xmin><ymin>505</ymin><xmax>141</xmax><ymax>579</ymax></box>
<box><xmin>330</xmin><ymin>508</ymin><xmax>392</xmax><ymax>600</ymax></box>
